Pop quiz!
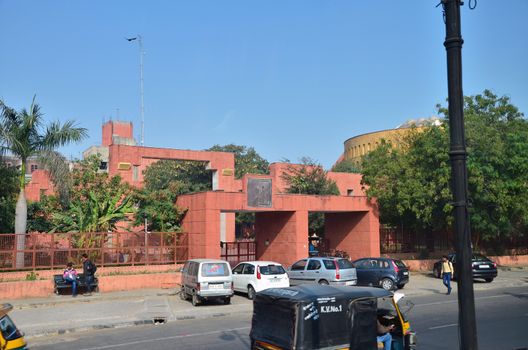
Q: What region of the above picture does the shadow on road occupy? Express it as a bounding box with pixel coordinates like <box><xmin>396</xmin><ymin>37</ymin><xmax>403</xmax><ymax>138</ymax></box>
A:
<box><xmin>503</xmin><ymin>292</ymin><xmax>528</xmax><ymax>300</ymax></box>
<box><xmin>219</xmin><ymin>329</ymin><xmax>250</xmax><ymax>348</ymax></box>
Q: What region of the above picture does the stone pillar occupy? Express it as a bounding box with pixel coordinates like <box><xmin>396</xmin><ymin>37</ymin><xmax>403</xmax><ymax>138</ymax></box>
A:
<box><xmin>255</xmin><ymin>211</ymin><xmax>308</xmax><ymax>267</ymax></box>
<box><xmin>325</xmin><ymin>211</ymin><xmax>380</xmax><ymax>261</ymax></box>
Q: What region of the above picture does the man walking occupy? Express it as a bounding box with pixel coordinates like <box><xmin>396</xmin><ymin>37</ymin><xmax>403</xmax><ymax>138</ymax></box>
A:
<box><xmin>441</xmin><ymin>255</ymin><xmax>454</xmax><ymax>295</ymax></box>
<box><xmin>81</xmin><ymin>253</ymin><xmax>97</xmax><ymax>296</ymax></box>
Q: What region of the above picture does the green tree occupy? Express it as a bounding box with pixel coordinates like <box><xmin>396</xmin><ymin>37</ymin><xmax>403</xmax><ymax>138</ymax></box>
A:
<box><xmin>50</xmin><ymin>156</ymin><xmax>135</xmax><ymax>234</ymax></box>
<box><xmin>281</xmin><ymin>157</ymin><xmax>340</xmax><ymax>196</ymax></box>
<box><xmin>0</xmin><ymin>163</ymin><xmax>19</xmax><ymax>233</ymax></box>
<box><xmin>207</xmin><ymin>144</ymin><xmax>269</xmax><ymax>179</ymax></box>
<box><xmin>143</xmin><ymin>160</ymin><xmax>211</xmax><ymax>194</ymax></box>
<box><xmin>0</xmin><ymin>97</ymin><xmax>87</xmax><ymax>267</ymax></box>
<box><xmin>134</xmin><ymin>160</ymin><xmax>210</xmax><ymax>232</ymax></box>
<box><xmin>281</xmin><ymin>158</ymin><xmax>340</xmax><ymax>238</ymax></box>
<box><xmin>362</xmin><ymin>90</ymin><xmax>528</xmax><ymax>251</ymax></box>
<box><xmin>439</xmin><ymin>90</ymin><xmax>528</xmax><ymax>249</ymax></box>
<box><xmin>331</xmin><ymin>159</ymin><xmax>361</xmax><ymax>173</ymax></box>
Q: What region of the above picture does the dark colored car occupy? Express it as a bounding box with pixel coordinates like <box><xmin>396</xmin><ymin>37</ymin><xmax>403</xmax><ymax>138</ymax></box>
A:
<box><xmin>353</xmin><ymin>257</ymin><xmax>409</xmax><ymax>290</ymax></box>
<box><xmin>433</xmin><ymin>253</ymin><xmax>498</xmax><ymax>282</ymax></box>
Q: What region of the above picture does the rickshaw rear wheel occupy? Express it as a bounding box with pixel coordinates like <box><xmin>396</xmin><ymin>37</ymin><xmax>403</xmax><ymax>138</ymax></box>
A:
<box><xmin>248</xmin><ymin>286</ymin><xmax>256</xmax><ymax>300</ymax></box>
<box><xmin>381</xmin><ymin>278</ymin><xmax>395</xmax><ymax>291</ymax></box>
<box><xmin>192</xmin><ymin>293</ymin><xmax>200</xmax><ymax>306</ymax></box>
<box><xmin>224</xmin><ymin>297</ymin><xmax>231</xmax><ymax>304</ymax></box>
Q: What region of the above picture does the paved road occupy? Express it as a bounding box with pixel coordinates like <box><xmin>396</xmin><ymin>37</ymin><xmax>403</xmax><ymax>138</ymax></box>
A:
<box><xmin>29</xmin><ymin>286</ymin><xmax>528</xmax><ymax>350</ymax></box>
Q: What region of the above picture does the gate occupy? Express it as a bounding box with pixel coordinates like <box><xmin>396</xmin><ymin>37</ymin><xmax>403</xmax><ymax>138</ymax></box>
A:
<box><xmin>220</xmin><ymin>241</ymin><xmax>256</xmax><ymax>267</ymax></box>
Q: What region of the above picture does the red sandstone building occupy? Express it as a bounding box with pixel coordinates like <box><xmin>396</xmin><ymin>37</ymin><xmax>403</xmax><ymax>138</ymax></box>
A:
<box><xmin>25</xmin><ymin>120</ymin><xmax>381</xmax><ymax>267</ymax></box>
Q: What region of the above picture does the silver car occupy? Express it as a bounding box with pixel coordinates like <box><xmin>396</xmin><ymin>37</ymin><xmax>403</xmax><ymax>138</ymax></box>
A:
<box><xmin>180</xmin><ymin>259</ymin><xmax>234</xmax><ymax>306</ymax></box>
<box><xmin>287</xmin><ymin>257</ymin><xmax>357</xmax><ymax>286</ymax></box>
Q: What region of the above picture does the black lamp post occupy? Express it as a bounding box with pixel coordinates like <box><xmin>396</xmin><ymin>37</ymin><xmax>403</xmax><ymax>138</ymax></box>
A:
<box><xmin>441</xmin><ymin>1</ymin><xmax>478</xmax><ymax>349</ymax></box>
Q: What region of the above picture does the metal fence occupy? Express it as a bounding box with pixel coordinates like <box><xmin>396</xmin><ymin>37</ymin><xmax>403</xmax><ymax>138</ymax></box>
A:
<box><xmin>380</xmin><ymin>227</ymin><xmax>452</xmax><ymax>254</ymax></box>
<box><xmin>0</xmin><ymin>231</ymin><xmax>188</xmax><ymax>271</ymax></box>
<box><xmin>220</xmin><ymin>240</ymin><xmax>256</xmax><ymax>267</ymax></box>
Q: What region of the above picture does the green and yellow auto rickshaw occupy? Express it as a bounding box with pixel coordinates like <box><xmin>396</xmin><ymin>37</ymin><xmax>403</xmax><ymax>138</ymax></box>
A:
<box><xmin>250</xmin><ymin>285</ymin><xmax>416</xmax><ymax>350</ymax></box>
<box><xmin>0</xmin><ymin>304</ymin><xmax>27</xmax><ymax>350</ymax></box>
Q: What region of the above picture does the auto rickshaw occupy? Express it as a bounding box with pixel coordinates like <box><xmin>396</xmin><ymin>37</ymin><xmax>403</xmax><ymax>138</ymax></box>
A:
<box><xmin>0</xmin><ymin>304</ymin><xmax>27</xmax><ymax>350</ymax></box>
<box><xmin>250</xmin><ymin>285</ymin><xmax>416</xmax><ymax>350</ymax></box>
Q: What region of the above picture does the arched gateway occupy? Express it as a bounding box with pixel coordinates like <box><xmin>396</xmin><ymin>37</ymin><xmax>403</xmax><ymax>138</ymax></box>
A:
<box><xmin>177</xmin><ymin>163</ymin><xmax>380</xmax><ymax>267</ymax></box>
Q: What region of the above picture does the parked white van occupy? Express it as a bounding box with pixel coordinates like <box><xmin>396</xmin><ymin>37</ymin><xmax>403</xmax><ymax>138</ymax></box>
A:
<box><xmin>180</xmin><ymin>259</ymin><xmax>234</xmax><ymax>306</ymax></box>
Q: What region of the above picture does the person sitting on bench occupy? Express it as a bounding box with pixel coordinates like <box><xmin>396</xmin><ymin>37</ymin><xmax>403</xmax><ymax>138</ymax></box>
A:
<box><xmin>63</xmin><ymin>262</ymin><xmax>79</xmax><ymax>297</ymax></box>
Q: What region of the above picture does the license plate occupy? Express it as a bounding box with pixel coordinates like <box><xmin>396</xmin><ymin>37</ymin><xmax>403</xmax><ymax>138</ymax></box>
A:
<box><xmin>346</xmin><ymin>280</ymin><xmax>357</xmax><ymax>286</ymax></box>
<box><xmin>479</xmin><ymin>265</ymin><xmax>490</xmax><ymax>269</ymax></box>
<box><xmin>208</xmin><ymin>283</ymin><xmax>223</xmax><ymax>289</ymax></box>
<box><xmin>403</xmin><ymin>271</ymin><xmax>409</xmax><ymax>275</ymax></box>
<box><xmin>270</xmin><ymin>278</ymin><xmax>281</xmax><ymax>283</ymax></box>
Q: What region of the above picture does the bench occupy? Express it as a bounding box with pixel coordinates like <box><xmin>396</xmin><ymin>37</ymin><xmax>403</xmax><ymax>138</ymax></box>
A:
<box><xmin>53</xmin><ymin>273</ymin><xmax>99</xmax><ymax>295</ymax></box>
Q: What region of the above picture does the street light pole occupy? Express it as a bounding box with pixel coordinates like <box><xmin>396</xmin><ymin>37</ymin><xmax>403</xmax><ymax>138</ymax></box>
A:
<box><xmin>441</xmin><ymin>1</ymin><xmax>478</xmax><ymax>349</ymax></box>
<box><xmin>126</xmin><ymin>35</ymin><xmax>145</xmax><ymax>146</ymax></box>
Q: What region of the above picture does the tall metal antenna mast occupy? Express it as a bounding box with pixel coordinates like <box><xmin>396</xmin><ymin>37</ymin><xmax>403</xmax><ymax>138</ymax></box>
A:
<box><xmin>126</xmin><ymin>35</ymin><xmax>145</xmax><ymax>146</ymax></box>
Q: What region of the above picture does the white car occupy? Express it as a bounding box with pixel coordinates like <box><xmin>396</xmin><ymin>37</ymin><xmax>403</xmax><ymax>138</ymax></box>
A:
<box><xmin>232</xmin><ymin>261</ymin><xmax>290</xmax><ymax>299</ymax></box>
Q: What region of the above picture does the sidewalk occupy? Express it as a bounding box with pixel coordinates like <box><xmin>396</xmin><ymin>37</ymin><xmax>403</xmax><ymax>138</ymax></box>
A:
<box><xmin>8</xmin><ymin>268</ymin><xmax>528</xmax><ymax>340</ymax></box>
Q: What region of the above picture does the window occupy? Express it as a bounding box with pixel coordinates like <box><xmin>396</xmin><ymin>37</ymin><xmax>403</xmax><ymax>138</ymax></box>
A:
<box><xmin>347</xmin><ymin>189</ymin><xmax>354</xmax><ymax>196</ymax></box>
<box><xmin>393</xmin><ymin>260</ymin><xmax>407</xmax><ymax>268</ymax></box>
<box><xmin>357</xmin><ymin>260</ymin><xmax>376</xmax><ymax>269</ymax></box>
<box><xmin>243</xmin><ymin>264</ymin><xmax>255</xmax><ymax>275</ymax></box>
<box><xmin>0</xmin><ymin>315</ymin><xmax>19</xmax><ymax>341</ymax></box>
<box><xmin>201</xmin><ymin>262</ymin><xmax>230</xmax><ymax>277</ymax></box>
<box><xmin>181</xmin><ymin>262</ymin><xmax>190</xmax><ymax>274</ymax></box>
<box><xmin>291</xmin><ymin>260</ymin><xmax>307</xmax><ymax>271</ymax></box>
<box><xmin>99</xmin><ymin>161</ymin><xmax>108</xmax><ymax>170</ymax></box>
<box><xmin>189</xmin><ymin>262</ymin><xmax>198</xmax><ymax>276</ymax></box>
<box><xmin>323</xmin><ymin>260</ymin><xmax>335</xmax><ymax>270</ymax></box>
<box><xmin>337</xmin><ymin>259</ymin><xmax>355</xmax><ymax>269</ymax></box>
<box><xmin>30</xmin><ymin>164</ymin><xmax>38</xmax><ymax>172</ymax></box>
<box><xmin>132</xmin><ymin>165</ymin><xmax>139</xmax><ymax>181</ymax></box>
<box><xmin>307</xmin><ymin>259</ymin><xmax>321</xmax><ymax>270</ymax></box>
<box><xmin>379</xmin><ymin>260</ymin><xmax>390</xmax><ymax>269</ymax></box>
<box><xmin>260</xmin><ymin>265</ymin><xmax>286</xmax><ymax>275</ymax></box>
<box><xmin>232</xmin><ymin>264</ymin><xmax>244</xmax><ymax>274</ymax></box>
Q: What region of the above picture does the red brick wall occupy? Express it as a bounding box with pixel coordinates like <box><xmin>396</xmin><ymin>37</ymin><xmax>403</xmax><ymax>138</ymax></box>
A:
<box><xmin>25</xmin><ymin>169</ymin><xmax>55</xmax><ymax>201</ymax></box>
<box><xmin>102</xmin><ymin>121</ymin><xmax>133</xmax><ymax>146</ymax></box>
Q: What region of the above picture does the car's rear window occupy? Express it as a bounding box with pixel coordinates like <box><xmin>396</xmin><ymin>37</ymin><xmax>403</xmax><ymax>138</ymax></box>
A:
<box><xmin>201</xmin><ymin>262</ymin><xmax>230</xmax><ymax>277</ymax></box>
<box><xmin>260</xmin><ymin>265</ymin><xmax>286</xmax><ymax>275</ymax></box>
<box><xmin>472</xmin><ymin>254</ymin><xmax>489</xmax><ymax>262</ymax></box>
<box><xmin>394</xmin><ymin>260</ymin><xmax>407</xmax><ymax>268</ymax></box>
<box><xmin>323</xmin><ymin>259</ymin><xmax>354</xmax><ymax>269</ymax></box>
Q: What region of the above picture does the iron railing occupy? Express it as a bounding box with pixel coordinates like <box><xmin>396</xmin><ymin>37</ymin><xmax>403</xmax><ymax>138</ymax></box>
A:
<box><xmin>0</xmin><ymin>231</ymin><xmax>188</xmax><ymax>271</ymax></box>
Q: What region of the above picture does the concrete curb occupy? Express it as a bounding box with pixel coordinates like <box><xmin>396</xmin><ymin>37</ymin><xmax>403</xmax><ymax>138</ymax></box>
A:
<box><xmin>25</xmin><ymin>319</ymin><xmax>155</xmax><ymax>339</ymax></box>
<box><xmin>11</xmin><ymin>291</ymin><xmax>176</xmax><ymax>310</ymax></box>
<box><xmin>24</xmin><ymin>307</ymin><xmax>253</xmax><ymax>340</ymax></box>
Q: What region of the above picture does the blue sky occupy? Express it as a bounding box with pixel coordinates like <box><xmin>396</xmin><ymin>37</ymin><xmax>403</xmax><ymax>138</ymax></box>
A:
<box><xmin>1</xmin><ymin>1</ymin><xmax>527</xmax><ymax>168</ymax></box>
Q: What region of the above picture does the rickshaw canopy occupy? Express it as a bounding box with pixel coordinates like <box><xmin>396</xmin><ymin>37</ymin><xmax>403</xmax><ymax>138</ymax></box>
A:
<box><xmin>250</xmin><ymin>285</ymin><xmax>393</xmax><ymax>350</ymax></box>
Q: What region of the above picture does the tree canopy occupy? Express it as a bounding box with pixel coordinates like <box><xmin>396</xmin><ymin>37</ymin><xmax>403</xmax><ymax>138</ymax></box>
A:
<box><xmin>281</xmin><ymin>157</ymin><xmax>340</xmax><ymax>196</ymax></box>
<box><xmin>207</xmin><ymin>144</ymin><xmax>269</xmax><ymax>179</ymax></box>
<box><xmin>361</xmin><ymin>90</ymin><xmax>527</xmax><ymax>249</ymax></box>
<box><xmin>50</xmin><ymin>156</ymin><xmax>136</xmax><ymax>233</ymax></box>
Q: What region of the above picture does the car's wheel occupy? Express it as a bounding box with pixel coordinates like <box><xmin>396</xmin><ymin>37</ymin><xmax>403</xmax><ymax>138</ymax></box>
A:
<box><xmin>381</xmin><ymin>278</ymin><xmax>395</xmax><ymax>291</ymax></box>
<box><xmin>179</xmin><ymin>286</ymin><xmax>188</xmax><ymax>301</ymax></box>
<box><xmin>247</xmin><ymin>285</ymin><xmax>256</xmax><ymax>300</ymax></box>
<box><xmin>397</xmin><ymin>283</ymin><xmax>405</xmax><ymax>289</ymax></box>
<box><xmin>224</xmin><ymin>297</ymin><xmax>231</xmax><ymax>305</ymax></box>
<box><xmin>191</xmin><ymin>293</ymin><xmax>200</xmax><ymax>306</ymax></box>
<box><xmin>434</xmin><ymin>267</ymin><xmax>441</xmax><ymax>279</ymax></box>
<box><xmin>318</xmin><ymin>279</ymin><xmax>329</xmax><ymax>285</ymax></box>
<box><xmin>485</xmin><ymin>278</ymin><xmax>494</xmax><ymax>283</ymax></box>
